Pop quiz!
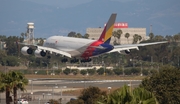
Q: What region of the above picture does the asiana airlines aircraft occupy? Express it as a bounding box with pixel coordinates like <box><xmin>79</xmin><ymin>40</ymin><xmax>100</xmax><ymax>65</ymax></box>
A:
<box><xmin>20</xmin><ymin>13</ymin><xmax>167</xmax><ymax>63</ymax></box>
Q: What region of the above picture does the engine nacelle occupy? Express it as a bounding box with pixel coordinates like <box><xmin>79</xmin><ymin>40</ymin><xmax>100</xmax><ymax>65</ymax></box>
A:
<box><xmin>34</xmin><ymin>49</ymin><xmax>46</xmax><ymax>58</ymax></box>
<box><xmin>118</xmin><ymin>50</ymin><xmax>130</xmax><ymax>55</ymax></box>
<box><xmin>21</xmin><ymin>46</ymin><xmax>33</xmax><ymax>55</ymax></box>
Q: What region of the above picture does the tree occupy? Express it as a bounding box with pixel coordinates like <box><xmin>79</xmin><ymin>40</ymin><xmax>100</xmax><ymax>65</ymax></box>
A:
<box><xmin>133</xmin><ymin>34</ymin><xmax>139</xmax><ymax>44</ymax></box>
<box><xmin>149</xmin><ymin>33</ymin><xmax>154</xmax><ymax>40</ymax></box>
<box><xmin>10</xmin><ymin>71</ymin><xmax>28</xmax><ymax>104</ymax></box>
<box><xmin>0</xmin><ymin>50</ymin><xmax>7</xmax><ymax>65</ymax></box>
<box><xmin>67</xmin><ymin>99</ymin><xmax>84</xmax><ymax>104</ymax></box>
<box><xmin>97</xmin><ymin>85</ymin><xmax>131</xmax><ymax>104</ymax></box>
<box><xmin>76</xmin><ymin>33</ymin><xmax>82</xmax><ymax>38</ymax></box>
<box><xmin>48</xmin><ymin>99</ymin><xmax>61</xmax><ymax>104</ymax></box>
<box><xmin>116</xmin><ymin>29</ymin><xmax>123</xmax><ymax>44</ymax></box>
<box><xmin>131</xmin><ymin>87</ymin><xmax>156</xmax><ymax>104</ymax></box>
<box><xmin>97</xmin><ymin>85</ymin><xmax>156</xmax><ymax>104</ymax></box>
<box><xmin>0</xmin><ymin>71</ymin><xmax>28</xmax><ymax>104</ymax></box>
<box><xmin>78</xmin><ymin>86</ymin><xmax>106</xmax><ymax>104</ymax></box>
<box><xmin>124</xmin><ymin>68</ymin><xmax>132</xmax><ymax>75</ymax></box>
<box><xmin>5</xmin><ymin>36</ymin><xmax>19</xmax><ymax>56</ymax></box>
<box><xmin>165</xmin><ymin>35</ymin><xmax>171</xmax><ymax>40</ymax></box>
<box><xmin>3</xmin><ymin>56</ymin><xmax>20</xmax><ymax>66</ymax></box>
<box><xmin>97</xmin><ymin>68</ymin><xmax>105</xmax><ymax>75</ymax></box>
<box><xmin>0</xmin><ymin>72</ymin><xmax>12</xmax><ymax>104</ymax></box>
<box><xmin>80</xmin><ymin>70</ymin><xmax>87</xmax><ymax>75</ymax></box>
<box><xmin>105</xmin><ymin>69</ymin><xmax>113</xmax><ymax>75</ymax></box>
<box><xmin>36</xmin><ymin>38</ymin><xmax>44</xmax><ymax>46</ymax></box>
<box><xmin>125</xmin><ymin>33</ymin><xmax>130</xmax><ymax>44</ymax></box>
<box><xmin>0</xmin><ymin>35</ymin><xmax>7</xmax><ymax>41</ymax></box>
<box><xmin>83</xmin><ymin>33</ymin><xmax>89</xmax><ymax>39</ymax></box>
<box><xmin>112</xmin><ymin>31</ymin><xmax>118</xmax><ymax>45</ymax></box>
<box><xmin>87</xmin><ymin>69</ymin><xmax>96</xmax><ymax>75</ymax></box>
<box><xmin>138</xmin><ymin>35</ymin><xmax>142</xmax><ymax>42</ymax></box>
<box><xmin>112</xmin><ymin>30</ymin><xmax>123</xmax><ymax>45</ymax></box>
<box><xmin>71</xmin><ymin>69</ymin><xmax>79</xmax><ymax>75</ymax></box>
<box><xmin>113</xmin><ymin>68</ymin><xmax>123</xmax><ymax>75</ymax></box>
<box><xmin>141</xmin><ymin>65</ymin><xmax>180</xmax><ymax>104</ymax></box>
<box><xmin>131</xmin><ymin>68</ymin><xmax>140</xmax><ymax>75</ymax></box>
<box><xmin>154</xmin><ymin>35</ymin><xmax>164</xmax><ymax>41</ymax></box>
<box><xmin>20</xmin><ymin>33</ymin><xmax>25</xmax><ymax>39</ymax></box>
<box><xmin>63</xmin><ymin>68</ymin><xmax>71</xmax><ymax>75</ymax></box>
<box><xmin>68</xmin><ymin>31</ymin><xmax>76</xmax><ymax>37</ymax></box>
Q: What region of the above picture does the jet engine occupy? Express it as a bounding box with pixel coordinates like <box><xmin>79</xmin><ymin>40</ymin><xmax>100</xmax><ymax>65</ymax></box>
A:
<box><xmin>34</xmin><ymin>49</ymin><xmax>46</xmax><ymax>58</ymax></box>
<box><xmin>119</xmin><ymin>50</ymin><xmax>130</xmax><ymax>55</ymax></box>
<box><xmin>21</xmin><ymin>46</ymin><xmax>33</xmax><ymax>55</ymax></box>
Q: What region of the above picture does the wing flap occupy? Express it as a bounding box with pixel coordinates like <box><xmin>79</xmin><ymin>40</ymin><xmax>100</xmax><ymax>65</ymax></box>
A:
<box><xmin>89</xmin><ymin>45</ymin><xmax>106</xmax><ymax>50</ymax></box>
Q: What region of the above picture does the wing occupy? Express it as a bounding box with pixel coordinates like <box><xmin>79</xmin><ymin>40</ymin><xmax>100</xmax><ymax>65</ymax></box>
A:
<box><xmin>37</xmin><ymin>45</ymin><xmax>72</xmax><ymax>58</ymax></box>
<box><xmin>109</xmin><ymin>41</ymin><xmax>168</xmax><ymax>53</ymax></box>
<box><xmin>19</xmin><ymin>42</ymin><xmax>72</xmax><ymax>58</ymax></box>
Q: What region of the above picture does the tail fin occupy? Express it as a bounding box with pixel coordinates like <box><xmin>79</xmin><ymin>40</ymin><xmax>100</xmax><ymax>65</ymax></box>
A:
<box><xmin>98</xmin><ymin>13</ymin><xmax>117</xmax><ymax>44</ymax></box>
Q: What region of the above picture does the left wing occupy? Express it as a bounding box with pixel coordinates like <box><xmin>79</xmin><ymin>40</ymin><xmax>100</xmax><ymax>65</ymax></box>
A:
<box><xmin>19</xmin><ymin>42</ymin><xmax>72</xmax><ymax>58</ymax></box>
<box><xmin>109</xmin><ymin>41</ymin><xmax>168</xmax><ymax>53</ymax></box>
<box><xmin>37</xmin><ymin>45</ymin><xmax>72</xmax><ymax>58</ymax></box>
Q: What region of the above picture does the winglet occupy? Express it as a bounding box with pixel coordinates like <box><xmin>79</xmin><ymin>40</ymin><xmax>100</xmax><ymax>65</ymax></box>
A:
<box><xmin>98</xmin><ymin>13</ymin><xmax>117</xmax><ymax>44</ymax></box>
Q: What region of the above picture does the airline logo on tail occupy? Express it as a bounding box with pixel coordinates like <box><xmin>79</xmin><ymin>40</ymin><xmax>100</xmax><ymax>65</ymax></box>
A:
<box><xmin>98</xmin><ymin>13</ymin><xmax>117</xmax><ymax>44</ymax></box>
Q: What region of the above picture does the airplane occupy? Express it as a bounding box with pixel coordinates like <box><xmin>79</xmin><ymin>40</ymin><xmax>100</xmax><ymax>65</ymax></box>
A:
<box><xmin>20</xmin><ymin>13</ymin><xmax>167</xmax><ymax>63</ymax></box>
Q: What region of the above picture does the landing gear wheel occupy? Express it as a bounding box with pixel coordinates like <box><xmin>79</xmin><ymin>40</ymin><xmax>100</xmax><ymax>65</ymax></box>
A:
<box><xmin>47</xmin><ymin>56</ymin><xmax>51</xmax><ymax>59</ymax></box>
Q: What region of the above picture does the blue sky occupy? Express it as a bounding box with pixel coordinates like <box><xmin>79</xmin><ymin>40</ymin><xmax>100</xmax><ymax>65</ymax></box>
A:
<box><xmin>1</xmin><ymin>0</ymin><xmax>180</xmax><ymax>37</ymax></box>
<box><xmin>24</xmin><ymin>0</ymin><xmax>93</xmax><ymax>8</ymax></box>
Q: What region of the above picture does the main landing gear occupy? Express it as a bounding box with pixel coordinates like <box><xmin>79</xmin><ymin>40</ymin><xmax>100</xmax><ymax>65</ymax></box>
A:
<box><xmin>61</xmin><ymin>58</ymin><xmax>92</xmax><ymax>63</ymax></box>
<box><xmin>61</xmin><ymin>58</ymin><xmax>68</xmax><ymax>63</ymax></box>
<box><xmin>81</xmin><ymin>58</ymin><xmax>92</xmax><ymax>63</ymax></box>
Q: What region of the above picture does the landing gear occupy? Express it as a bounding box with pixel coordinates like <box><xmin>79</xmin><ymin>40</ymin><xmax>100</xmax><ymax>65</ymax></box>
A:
<box><xmin>61</xmin><ymin>58</ymin><xmax>68</xmax><ymax>63</ymax></box>
<box><xmin>70</xmin><ymin>59</ymin><xmax>79</xmax><ymax>63</ymax></box>
<box><xmin>61</xmin><ymin>58</ymin><xmax>92</xmax><ymax>63</ymax></box>
<box><xmin>47</xmin><ymin>55</ymin><xmax>51</xmax><ymax>59</ymax></box>
<box><xmin>61</xmin><ymin>58</ymin><xmax>79</xmax><ymax>63</ymax></box>
<box><xmin>46</xmin><ymin>51</ymin><xmax>51</xmax><ymax>59</ymax></box>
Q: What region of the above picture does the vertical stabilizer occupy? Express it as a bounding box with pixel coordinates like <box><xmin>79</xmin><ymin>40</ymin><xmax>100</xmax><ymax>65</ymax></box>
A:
<box><xmin>98</xmin><ymin>13</ymin><xmax>117</xmax><ymax>44</ymax></box>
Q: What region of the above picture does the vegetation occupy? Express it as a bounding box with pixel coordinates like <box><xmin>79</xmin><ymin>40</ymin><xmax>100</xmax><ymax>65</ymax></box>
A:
<box><xmin>113</xmin><ymin>29</ymin><xmax>123</xmax><ymax>45</ymax></box>
<box><xmin>67</xmin><ymin>86</ymin><xmax>106</xmax><ymax>104</ymax></box>
<box><xmin>141</xmin><ymin>65</ymin><xmax>180</xmax><ymax>103</ymax></box>
<box><xmin>0</xmin><ymin>32</ymin><xmax>180</xmax><ymax>70</ymax></box>
<box><xmin>1</xmin><ymin>31</ymin><xmax>180</xmax><ymax>103</ymax></box>
<box><xmin>0</xmin><ymin>71</ymin><xmax>28</xmax><ymax>104</ymax></box>
<box><xmin>66</xmin><ymin>65</ymin><xmax>180</xmax><ymax>104</ymax></box>
<box><xmin>0</xmin><ymin>32</ymin><xmax>180</xmax><ymax>77</ymax></box>
<box><xmin>67</xmin><ymin>85</ymin><xmax>156</xmax><ymax>104</ymax></box>
<box><xmin>67</xmin><ymin>32</ymin><xmax>89</xmax><ymax>39</ymax></box>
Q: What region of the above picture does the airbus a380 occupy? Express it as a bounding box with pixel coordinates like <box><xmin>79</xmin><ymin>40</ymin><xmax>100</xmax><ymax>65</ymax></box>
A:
<box><xmin>21</xmin><ymin>13</ymin><xmax>167</xmax><ymax>63</ymax></box>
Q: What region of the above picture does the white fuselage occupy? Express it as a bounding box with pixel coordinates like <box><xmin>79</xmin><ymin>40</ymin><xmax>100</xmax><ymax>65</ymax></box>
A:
<box><xmin>43</xmin><ymin>36</ymin><xmax>96</xmax><ymax>57</ymax></box>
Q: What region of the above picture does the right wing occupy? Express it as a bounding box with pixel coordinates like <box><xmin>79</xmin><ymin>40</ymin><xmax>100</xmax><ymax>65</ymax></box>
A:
<box><xmin>109</xmin><ymin>41</ymin><xmax>168</xmax><ymax>53</ymax></box>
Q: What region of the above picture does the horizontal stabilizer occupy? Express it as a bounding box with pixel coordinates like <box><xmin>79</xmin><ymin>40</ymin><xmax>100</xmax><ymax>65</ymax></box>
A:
<box><xmin>90</xmin><ymin>46</ymin><xmax>106</xmax><ymax>50</ymax></box>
